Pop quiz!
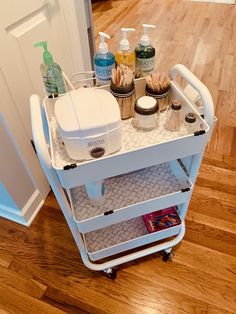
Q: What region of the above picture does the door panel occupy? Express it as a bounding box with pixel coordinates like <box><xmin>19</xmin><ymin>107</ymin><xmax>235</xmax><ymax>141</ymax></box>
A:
<box><xmin>0</xmin><ymin>0</ymin><xmax>93</xmax><ymax>224</ymax></box>
<box><xmin>0</xmin><ymin>0</ymin><xmax>74</xmax><ymax>137</ymax></box>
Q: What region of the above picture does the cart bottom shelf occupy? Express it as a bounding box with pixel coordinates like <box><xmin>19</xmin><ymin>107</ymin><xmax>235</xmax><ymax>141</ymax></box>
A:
<box><xmin>83</xmin><ymin>215</ymin><xmax>182</xmax><ymax>261</ymax></box>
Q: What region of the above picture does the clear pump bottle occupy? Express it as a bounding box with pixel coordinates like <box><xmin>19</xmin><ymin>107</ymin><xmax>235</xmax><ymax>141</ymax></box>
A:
<box><xmin>94</xmin><ymin>32</ymin><xmax>115</xmax><ymax>86</ymax></box>
<box><xmin>135</xmin><ymin>24</ymin><xmax>156</xmax><ymax>78</ymax></box>
<box><xmin>115</xmin><ymin>28</ymin><xmax>136</xmax><ymax>73</ymax></box>
<box><xmin>34</xmin><ymin>41</ymin><xmax>66</xmax><ymax>95</ymax></box>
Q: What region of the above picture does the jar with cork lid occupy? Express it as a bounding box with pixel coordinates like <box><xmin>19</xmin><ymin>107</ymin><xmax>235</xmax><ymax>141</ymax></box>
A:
<box><xmin>184</xmin><ymin>112</ymin><xmax>197</xmax><ymax>133</ymax></box>
<box><xmin>164</xmin><ymin>100</ymin><xmax>182</xmax><ymax>132</ymax></box>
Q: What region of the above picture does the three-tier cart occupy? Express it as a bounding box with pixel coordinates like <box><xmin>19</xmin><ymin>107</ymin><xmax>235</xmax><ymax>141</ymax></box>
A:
<box><xmin>30</xmin><ymin>64</ymin><xmax>216</xmax><ymax>279</ymax></box>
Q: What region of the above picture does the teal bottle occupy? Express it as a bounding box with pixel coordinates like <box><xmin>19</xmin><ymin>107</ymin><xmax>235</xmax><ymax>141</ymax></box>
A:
<box><xmin>94</xmin><ymin>32</ymin><xmax>115</xmax><ymax>86</ymax></box>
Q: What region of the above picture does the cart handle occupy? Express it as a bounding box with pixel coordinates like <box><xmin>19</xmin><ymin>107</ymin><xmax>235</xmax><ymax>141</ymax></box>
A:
<box><xmin>170</xmin><ymin>64</ymin><xmax>215</xmax><ymax>127</ymax></box>
<box><xmin>30</xmin><ymin>95</ymin><xmax>52</xmax><ymax>170</ymax></box>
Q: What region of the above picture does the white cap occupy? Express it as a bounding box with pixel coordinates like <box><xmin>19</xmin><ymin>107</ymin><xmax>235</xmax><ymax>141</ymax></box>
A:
<box><xmin>120</xmin><ymin>28</ymin><xmax>135</xmax><ymax>50</ymax></box>
<box><xmin>141</xmin><ymin>24</ymin><xmax>156</xmax><ymax>46</ymax></box>
<box><xmin>98</xmin><ymin>32</ymin><xmax>110</xmax><ymax>54</ymax></box>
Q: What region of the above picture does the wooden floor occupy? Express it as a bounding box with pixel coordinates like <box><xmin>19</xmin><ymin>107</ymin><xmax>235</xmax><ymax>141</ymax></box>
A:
<box><xmin>1</xmin><ymin>1</ymin><xmax>236</xmax><ymax>313</ymax></box>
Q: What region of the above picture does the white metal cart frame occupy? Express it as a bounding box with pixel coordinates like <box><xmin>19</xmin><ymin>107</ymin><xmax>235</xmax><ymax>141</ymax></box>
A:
<box><xmin>30</xmin><ymin>64</ymin><xmax>215</xmax><ymax>278</ymax></box>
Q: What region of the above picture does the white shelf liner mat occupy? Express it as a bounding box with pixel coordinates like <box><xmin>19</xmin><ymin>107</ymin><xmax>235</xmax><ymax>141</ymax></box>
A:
<box><xmin>84</xmin><ymin>216</ymin><xmax>148</xmax><ymax>252</ymax></box>
<box><xmin>71</xmin><ymin>163</ymin><xmax>181</xmax><ymax>222</ymax></box>
<box><xmin>49</xmin><ymin>110</ymin><xmax>201</xmax><ymax>169</ymax></box>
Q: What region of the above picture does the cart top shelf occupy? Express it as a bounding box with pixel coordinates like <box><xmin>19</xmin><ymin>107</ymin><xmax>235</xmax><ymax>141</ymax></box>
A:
<box><xmin>44</xmin><ymin>79</ymin><xmax>209</xmax><ymax>171</ymax></box>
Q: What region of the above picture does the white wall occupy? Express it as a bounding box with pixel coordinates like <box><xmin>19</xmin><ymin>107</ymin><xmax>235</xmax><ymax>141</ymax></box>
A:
<box><xmin>0</xmin><ymin>114</ymin><xmax>44</xmax><ymax>225</ymax></box>
<box><xmin>0</xmin><ymin>182</ymin><xmax>18</xmax><ymax>212</ymax></box>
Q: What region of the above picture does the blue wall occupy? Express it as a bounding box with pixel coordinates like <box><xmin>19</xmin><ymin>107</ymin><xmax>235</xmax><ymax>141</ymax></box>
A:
<box><xmin>0</xmin><ymin>182</ymin><xmax>18</xmax><ymax>212</ymax></box>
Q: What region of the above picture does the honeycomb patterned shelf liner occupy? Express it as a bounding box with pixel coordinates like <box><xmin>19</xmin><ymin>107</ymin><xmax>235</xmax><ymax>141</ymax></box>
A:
<box><xmin>70</xmin><ymin>163</ymin><xmax>181</xmax><ymax>222</ymax></box>
<box><xmin>83</xmin><ymin>216</ymin><xmax>148</xmax><ymax>252</ymax></box>
<box><xmin>49</xmin><ymin>110</ymin><xmax>198</xmax><ymax>169</ymax></box>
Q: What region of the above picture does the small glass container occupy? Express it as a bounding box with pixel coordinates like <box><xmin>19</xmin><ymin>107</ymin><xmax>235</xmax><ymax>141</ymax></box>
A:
<box><xmin>110</xmin><ymin>82</ymin><xmax>136</xmax><ymax>119</ymax></box>
<box><xmin>184</xmin><ymin>112</ymin><xmax>197</xmax><ymax>133</ymax></box>
<box><xmin>133</xmin><ymin>96</ymin><xmax>159</xmax><ymax>130</ymax></box>
<box><xmin>164</xmin><ymin>100</ymin><xmax>182</xmax><ymax>131</ymax></box>
<box><xmin>145</xmin><ymin>84</ymin><xmax>170</xmax><ymax>112</ymax></box>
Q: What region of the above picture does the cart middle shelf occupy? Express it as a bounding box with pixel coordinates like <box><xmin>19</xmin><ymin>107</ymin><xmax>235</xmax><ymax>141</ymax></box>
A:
<box><xmin>69</xmin><ymin>160</ymin><xmax>192</xmax><ymax>233</ymax></box>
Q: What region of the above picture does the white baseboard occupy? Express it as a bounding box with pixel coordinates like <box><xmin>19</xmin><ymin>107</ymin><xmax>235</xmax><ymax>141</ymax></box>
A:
<box><xmin>189</xmin><ymin>0</ymin><xmax>235</xmax><ymax>3</ymax></box>
<box><xmin>0</xmin><ymin>190</ymin><xmax>45</xmax><ymax>227</ymax></box>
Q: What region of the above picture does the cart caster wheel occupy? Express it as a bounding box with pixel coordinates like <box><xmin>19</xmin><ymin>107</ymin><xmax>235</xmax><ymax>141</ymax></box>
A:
<box><xmin>103</xmin><ymin>268</ymin><xmax>117</xmax><ymax>280</ymax></box>
<box><xmin>162</xmin><ymin>251</ymin><xmax>173</xmax><ymax>262</ymax></box>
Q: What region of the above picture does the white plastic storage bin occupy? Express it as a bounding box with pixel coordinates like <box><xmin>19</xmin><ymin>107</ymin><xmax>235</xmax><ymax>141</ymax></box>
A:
<box><xmin>54</xmin><ymin>88</ymin><xmax>121</xmax><ymax>161</ymax></box>
<box><xmin>69</xmin><ymin>160</ymin><xmax>192</xmax><ymax>233</ymax></box>
<box><xmin>83</xmin><ymin>214</ymin><xmax>182</xmax><ymax>261</ymax></box>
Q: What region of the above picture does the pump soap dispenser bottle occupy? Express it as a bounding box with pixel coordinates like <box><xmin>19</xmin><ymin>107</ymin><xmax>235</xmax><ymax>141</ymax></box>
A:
<box><xmin>115</xmin><ymin>28</ymin><xmax>136</xmax><ymax>73</ymax></box>
<box><xmin>34</xmin><ymin>41</ymin><xmax>66</xmax><ymax>95</ymax></box>
<box><xmin>135</xmin><ymin>24</ymin><xmax>156</xmax><ymax>78</ymax></box>
<box><xmin>94</xmin><ymin>32</ymin><xmax>115</xmax><ymax>86</ymax></box>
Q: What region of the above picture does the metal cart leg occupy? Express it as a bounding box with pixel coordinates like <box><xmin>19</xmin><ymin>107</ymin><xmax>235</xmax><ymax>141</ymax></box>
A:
<box><xmin>103</xmin><ymin>268</ymin><xmax>117</xmax><ymax>280</ymax></box>
<box><xmin>162</xmin><ymin>247</ymin><xmax>173</xmax><ymax>262</ymax></box>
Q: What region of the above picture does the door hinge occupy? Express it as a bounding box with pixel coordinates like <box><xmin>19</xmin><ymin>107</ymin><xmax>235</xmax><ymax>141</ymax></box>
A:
<box><xmin>63</xmin><ymin>163</ymin><xmax>77</xmax><ymax>170</ymax></box>
<box><xmin>194</xmin><ymin>130</ymin><xmax>206</xmax><ymax>136</ymax></box>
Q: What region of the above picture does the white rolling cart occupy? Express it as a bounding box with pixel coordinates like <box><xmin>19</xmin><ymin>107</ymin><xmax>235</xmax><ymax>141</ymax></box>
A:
<box><xmin>30</xmin><ymin>64</ymin><xmax>216</xmax><ymax>279</ymax></box>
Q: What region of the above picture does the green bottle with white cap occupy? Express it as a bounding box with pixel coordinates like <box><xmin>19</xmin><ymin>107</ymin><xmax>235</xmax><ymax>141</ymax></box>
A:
<box><xmin>135</xmin><ymin>24</ymin><xmax>156</xmax><ymax>78</ymax></box>
<box><xmin>34</xmin><ymin>41</ymin><xmax>66</xmax><ymax>95</ymax></box>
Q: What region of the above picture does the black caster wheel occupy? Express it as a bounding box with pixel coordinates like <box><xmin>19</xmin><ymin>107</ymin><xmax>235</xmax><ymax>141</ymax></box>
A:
<box><xmin>103</xmin><ymin>268</ymin><xmax>117</xmax><ymax>280</ymax></box>
<box><xmin>162</xmin><ymin>251</ymin><xmax>173</xmax><ymax>262</ymax></box>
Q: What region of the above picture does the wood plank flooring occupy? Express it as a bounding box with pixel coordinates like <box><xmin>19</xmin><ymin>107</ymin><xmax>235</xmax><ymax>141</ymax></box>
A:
<box><xmin>92</xmin><ymin>0</ymin><xmax>236</xmax><ymax>157</ymax></box>
<box><xmin>1</xmin><ymin>1</ymin><xmax>236</xmax><ymax>313</ymax></box>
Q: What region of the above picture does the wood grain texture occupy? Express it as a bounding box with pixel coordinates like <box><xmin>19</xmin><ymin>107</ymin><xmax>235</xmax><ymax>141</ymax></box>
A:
<box><xmin>0</xmin><ymin>282</ymin><xmax>65</xmax><ymax>314</ymax></box>
<box><xmin>92</xmin><ymin>0</ymin><xmax>236</xmax><ymax>157</ymax></box>
<box><xmin>0</xmin><ymin>265</ymin><xmax>46</xmax><ymax>299</ymax></box>
<box><xmin>0</xmin><ymin>1</ymin><xmax>236</xmax><ymax>313</ymax></box>
<box><xmin>0</xmin><ymin>251</ymin><xmax>13</xmax><ymax>269</ymax></box>
<box><xmin>0</xmin><ymin>161</ymin><xmax>235</xmax><ymax>314</ymax></box>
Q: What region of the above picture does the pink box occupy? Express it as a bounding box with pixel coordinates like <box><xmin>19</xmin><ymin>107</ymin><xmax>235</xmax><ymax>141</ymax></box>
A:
<box><xmin>143</xmin><ymin>207</ymin><xmax>181</xmax><ymax>233</ymax></box>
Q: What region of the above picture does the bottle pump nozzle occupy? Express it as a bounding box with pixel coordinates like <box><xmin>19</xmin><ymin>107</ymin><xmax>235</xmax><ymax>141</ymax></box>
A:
<box><xmin>141</xmin><ymin>24</ymin><xmax>156</xmax><ymax>46</ymax></box>
<box><xmin>34</xmin><ymin>41</ymin><xmax>53</xmax><ymax>65</ymax></box>
<box><xmin>120</xmin><ymin>28</ymin><xmax>135</xmax><ymax>50</ymax></box>
<box><xmin>98</xmin><ymin>32</ymin><xmax>110</xmax><ymax>54</ymax></box>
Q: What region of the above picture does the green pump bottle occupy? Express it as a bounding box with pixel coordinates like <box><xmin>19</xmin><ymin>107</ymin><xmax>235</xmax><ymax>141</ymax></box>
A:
<box><xmin>135</xmin><ymin>24</ymin><xmax>156</xmax><ymax>78</ymax></box>
<box><xmin>34</xmin><ymin>41</ymin><xmax>66</xmax><ymax>95</ymax></box>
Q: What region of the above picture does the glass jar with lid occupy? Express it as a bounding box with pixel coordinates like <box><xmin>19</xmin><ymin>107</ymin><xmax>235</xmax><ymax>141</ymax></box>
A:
<box><xmin>133</xmin><ymin>96</ymin><xmax>159</xmax><ymax>130</ymax></box>
<box><xmin>164</xmin><ymin>100</ymin><xmax>182</xmax><ymax>131</ymax></box>
<box><xmin>184</xmin><ymin>112</ymin><xmax>197</xmax><ymax>133</ymax></box>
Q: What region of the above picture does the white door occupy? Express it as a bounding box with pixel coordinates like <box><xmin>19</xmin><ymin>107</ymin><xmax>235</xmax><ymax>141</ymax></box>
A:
<box><xmin>0</xmin><ymin>0</ymin><xmax>94</xmax><ymax>224</ymax></box>
<box><xmin>0</xmin><ymin>0</ymin><xmax>93</xmax><ymax>137</ymax></box>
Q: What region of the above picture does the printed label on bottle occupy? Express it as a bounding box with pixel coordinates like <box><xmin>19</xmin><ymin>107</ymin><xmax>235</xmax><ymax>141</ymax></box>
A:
<box><xmin>95</xmin><ymin>64</ymin><xmax>114</xmax><ymax>84</ymax></box>
<box><xmin>136</xmin><ymin>57</ymin><xmax>155</xmax><ymax>72</ymax></box>
<box><xmin>43</xmin><ymin>67</ymin><xmax>66</xmax><ymax>94</ymax></box>
<box><xmin>43</xmin><ymin>76</ymin><xmax>58</xmax><ymax>94</ymax></box>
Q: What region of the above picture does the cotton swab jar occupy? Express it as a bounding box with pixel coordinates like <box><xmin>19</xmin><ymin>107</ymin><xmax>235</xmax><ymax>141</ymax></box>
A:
<box><xmin>110</xmin><ymin>65</ymin><xmax>135</xmax><ymax>119</ymax></box>
<box><xmin>145</xmin><ymin>72</ymin><xmax>170</xmax><ymax>112</ymax></box>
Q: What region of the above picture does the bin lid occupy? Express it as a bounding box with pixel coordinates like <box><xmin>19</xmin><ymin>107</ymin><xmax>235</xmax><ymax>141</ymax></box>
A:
<box><xmin>55</xmin><ymin>88</ymin><xmax>121</xmax><ymax>138</ymax></box>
